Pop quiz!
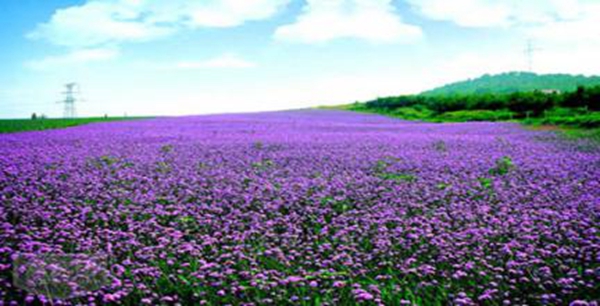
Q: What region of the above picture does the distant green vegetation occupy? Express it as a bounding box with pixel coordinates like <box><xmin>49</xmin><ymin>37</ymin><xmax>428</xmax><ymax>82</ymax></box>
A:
<box><xmin>0</xmin><ymin>117</ymin><xmax>146</xmax><ymax>133</ymax></box>
<box><xmin>345</xmin><ymin>83</ymin><xmax>600</xmax><ymax>130</ymax></box>
<box><xmin>423</xmin><ymin>71</ymin><xmax>600</xmax><ymax>95</ymax></box>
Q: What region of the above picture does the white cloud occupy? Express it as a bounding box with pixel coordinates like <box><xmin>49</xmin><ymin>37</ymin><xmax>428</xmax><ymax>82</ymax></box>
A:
<box><xmin>526</xmin><ymin>2</ymin><xmax>600</xmax><ymax>44</ymax></box>
<box><xmin>405</xmin><ymin>0</ymin><xmax>510</xmax><ymax>27</ymax></box>
<box><xmin>175</xmin><ymin>54</ymin><xmax>257</xmax><ymax>69</ymax></box>
<box><xmin>25</xmin><ymin>48</ymin><xmax>119</xmax><ymax>70</ymax></box>
<box><xmin>274</xmin><ymin>0</ymin><xmax>422</xmax><ymax>44</ymax></box>
<box><xmin>28</xmin><ymin>0</ymin><xmax>291</xmax><ymax>48</ymax></box>
<box><xmin>406</xmin><ymin>0</ymin><xmax>587</xmax><ymax>28</ymax></box>
<box><xmin>27</xmin><ymin>1</ymin><xmax>172</xmax><ymax>48</ymax></box>
<box><xmin>186</xmin><ymin>0</ymin><xmax>291</xmax><ymax>27</ymax></box>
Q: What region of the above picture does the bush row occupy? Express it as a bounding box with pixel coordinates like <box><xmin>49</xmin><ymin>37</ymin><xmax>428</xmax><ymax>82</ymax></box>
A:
<box><xmin>365</xmin><ymin>85</ymin><xmax>600</xmax><ymax>117</ymax></box>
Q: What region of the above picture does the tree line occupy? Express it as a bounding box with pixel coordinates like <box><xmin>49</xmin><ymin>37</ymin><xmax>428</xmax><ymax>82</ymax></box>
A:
<box><xmin>422</xmin><ymin>72</ymin><xmax>600</xmax><ymax>95</ymax></box>
<box><xmin>365</xmin><ymin>85</ymin><xmax>600</xmax><ymax>118</ymax></box>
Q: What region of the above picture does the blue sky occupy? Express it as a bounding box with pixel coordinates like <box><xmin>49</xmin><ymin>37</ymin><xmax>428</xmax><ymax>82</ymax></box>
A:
<box><xmin>1</xmin><ymin>0</ymin><xmax>599</xmax><ymax>118</ymax></box>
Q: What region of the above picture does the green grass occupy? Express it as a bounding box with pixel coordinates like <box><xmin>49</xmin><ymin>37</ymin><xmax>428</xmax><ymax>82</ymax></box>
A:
<box><xmin>329</xmin><ymin>103</ymin><xmax>600</xmax><ymax>143</ymax></box>
<box><xmin>345</xmin><ymin>105</ymin><xmax>599</xmax><ymax>127</ymax></box>
<box><xmin>524</xmin><ymin>109</ymin><xmax>600</xmax><ymax>128</ymax></box>
<box><xmin>534</xmin><ymin>126</ymin><xmax>600</xmax><ymax>144</ymax></box>
<box><xmin>342</xmin><ymin>105</ymin><xmax>519</xmax><ymax>123</ymax></box>
<box><xmin>0</xmin><ymin>117</ymin><xmax>149</xmax><ymax>134</ymax></box>
<box><xmin>560</xmin><ymin>127</ymin><xmax>600</xmax><ymax>141</ymax></box>
<box><xmin>341</xmin><ymin>102</ymin><xmax>598</xmax><ymax>126</ymax></box>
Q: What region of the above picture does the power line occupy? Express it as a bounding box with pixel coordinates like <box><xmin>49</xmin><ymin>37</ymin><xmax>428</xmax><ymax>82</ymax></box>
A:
<box><xmin>524</xmin><ymin>39</ymin><xmax>542</xmax><ymax>72</ymax></box>
<box><xmin>57</xmin><ymin>83</ymin><xmax>83</xmax><ymax>118</ymax></box>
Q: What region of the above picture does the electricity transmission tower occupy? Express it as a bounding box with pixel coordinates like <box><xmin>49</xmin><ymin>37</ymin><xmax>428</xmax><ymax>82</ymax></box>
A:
<box><xmin>524</xmin><ymin>39</ymin><xmax>542</xmax><ymax>72</ymax></box>
<box><xmin>57</xmin><ymin>82</ymin><xmax>82</xmax><ymax>118</ymax></box>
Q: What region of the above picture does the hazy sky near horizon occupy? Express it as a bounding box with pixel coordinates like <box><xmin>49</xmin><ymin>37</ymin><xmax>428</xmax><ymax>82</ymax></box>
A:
<box><xmin>1</xmin><ymin>0</ymin><xmax>599</xmax><ymax>118</ymax></box>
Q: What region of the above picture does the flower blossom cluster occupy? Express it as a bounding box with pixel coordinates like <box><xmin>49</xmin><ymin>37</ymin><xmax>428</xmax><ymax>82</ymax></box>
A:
<box><xmin>0</xmin><ymin>110</ymin><xmax>598</xmax><ymax>305</ymax></box>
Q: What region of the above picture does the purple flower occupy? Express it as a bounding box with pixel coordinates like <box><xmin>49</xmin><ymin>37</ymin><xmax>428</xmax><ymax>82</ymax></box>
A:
<box><xmin>285</xmin><ymin>276</ymin><xmax>304</xmax><ymax>284</ymax></box>
<box><xmin>0</xmin><ymin>110</ymin><xmax>597</xmax><ymax>305</ymax></box>
<box><xmin>333</xmin><ymin>281</ymin><xmax>346</xmax><ymax>288</ymax></box>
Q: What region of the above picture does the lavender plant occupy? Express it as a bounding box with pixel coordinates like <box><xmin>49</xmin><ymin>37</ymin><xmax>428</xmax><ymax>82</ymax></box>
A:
<box><xmin>0</xmin><ymin>110</ymin><xmax>598</xmax><ymax>305</ymax></box>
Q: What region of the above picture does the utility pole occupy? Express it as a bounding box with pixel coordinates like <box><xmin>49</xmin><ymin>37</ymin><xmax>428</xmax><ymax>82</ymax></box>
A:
<box><xmin>524</xmin><ymin>39</ymin><xmax>542</xmax><ymax>72</ymax></box>
<box><xmin>57</xmin><ymin>83</ymin><xmax>81</xmax><ymax>118</ymax></box>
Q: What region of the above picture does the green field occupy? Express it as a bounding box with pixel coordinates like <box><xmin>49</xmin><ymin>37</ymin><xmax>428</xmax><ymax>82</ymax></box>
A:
<box><xmin>0</xmin><ymin>117</ymin><xmax>147</xmax><ymax>134</ymax></box>
<box><xmin>342</xmin><ymin>104</ymin><xmax>600</xmax><ymax>127</ymax></box>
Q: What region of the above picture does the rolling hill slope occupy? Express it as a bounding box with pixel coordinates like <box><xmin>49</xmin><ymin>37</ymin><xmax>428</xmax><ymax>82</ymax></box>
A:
<box><xmin>423</xmin><ymin>72</ymin><xmax>600</xmax><ymax>95</ymax></box>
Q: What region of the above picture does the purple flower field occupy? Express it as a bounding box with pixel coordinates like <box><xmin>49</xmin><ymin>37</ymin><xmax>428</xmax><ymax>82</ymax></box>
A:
<box><xmin>0</xmin><ymin>110</ymin><xmax>598</xmax><ymax>305</ymax></box>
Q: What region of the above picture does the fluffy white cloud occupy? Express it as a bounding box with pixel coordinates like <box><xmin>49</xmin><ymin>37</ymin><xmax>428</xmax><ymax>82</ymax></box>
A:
<box><xmin>134</xmin><ymin>0</ymin><xmax>291</xmax><ymax>28</ymax></box>
<box><xmin>28</xmin><ymin>1</ymin><xmax>171</xmax><ymax>48</ymax></box>
<box><xmin>187</xmin><ymin>0</ymin><xmax>291</xmax><ymax>27</ymax></box>
<box><xmin>405</xmin><ymin>0</ymin><xmax>510</xmax><ymax>27</ymax></box>
<box><xmin>274</xmin><ymin>0</ymin><xmax>422</xmax><ymax>44</ymax></box>
<box><xmin>25</xmin><ymin>48</ymin><xmax>119</xmax><ymax>70</ymax></box>
<box><xmin>406</xmin><ymin>0</ymin><xmax>586</xmax><ymax>28</ymax></box>
<box><xmin>28</xmin><ymin>0</ymin><xmax>291</xmax><ymax>48</ymax></box>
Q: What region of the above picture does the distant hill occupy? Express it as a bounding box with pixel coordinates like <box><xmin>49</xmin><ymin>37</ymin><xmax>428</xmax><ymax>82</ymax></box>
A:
<box><xmin>422</xmin><ymin>72</ymin><xmax>600</xmax><ymax>95</ymax></box>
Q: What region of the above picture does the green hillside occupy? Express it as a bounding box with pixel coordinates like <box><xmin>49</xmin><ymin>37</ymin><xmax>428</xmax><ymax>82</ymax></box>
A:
<box><xmin>339</xmin><ymin>72</ymin><xmax>600</xmax><ymax>130</ymax></box>
<box><xmin>423</xmin><ymin>72</ymin><xmax>600</xmax><ymax>95</ymax></box>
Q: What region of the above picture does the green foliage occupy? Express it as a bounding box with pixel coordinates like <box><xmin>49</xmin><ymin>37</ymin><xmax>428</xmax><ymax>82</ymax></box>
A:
<box><xmin>437</xmin><ymin>110</ymin><xmax>515</xmax><ymax>122</ymax></box>
<box><xmin>88</xmin><ymin>155</ymin><xmax>121</xmax><ymax>169</ymax></box>
<box><xmin>506</xmin><ymin>91</ymin><xmax>555</xmax><ymax>116</ymax></box>
<box><xmin>489</xmin><ymin>156</ymin><xmax>514</xmax><ymax>176</ymax></box>
<box><xmin>366</xmin><ymin>90</ymin><xmax>565</xmax><ymax>118</ymax></box>
<box><xmin>389</xmin><ymin>107</ymin><xmax>434</xmax><ymax>120</ymax></box>
<box><xmin>160</xmin><ymin>144</ymin><xmax>174</xmax><ymax>154</ymax></box>
<box><xmin>539</xmin><ymin>112</ymin><xmax>600</xmax><ymax>128</ymax></box>
<box><xmin>524</xmin><ymin>108</ymin><xmax>600</xmax><ymax>128</ymax></box>
<box><xmin>562</xmin><ymin>85</ymin><xmax>600</xmax><ymax>110</ymax></box>
<box><xmin>0</xmin><ymin>117</ymin><xmax>149</xmax><ymax>134</ymax></box>
<box><xmin>353</xmin><ymin>81</ymin><xmax>600</xmax><ymax>129</ymax></box>
<box><xmin>422</xmin><ymin>71</ymin><xmax>600</xmax><ymax>95</ymax></box>
<box><xmin>155</xmin><ymin>161</ymin><xmax>171</xmax><ymax>174</ymax></box>
<box><xmin>99</xmin><ymin>155</ymin><xmax>119</xmax><ymax>166</ymax></box>
<box><xmin>372</xmin><ymin>158</ymin><xmax>416</xmax><ymax>182</ymax></box>
<box><xmin>251</xmin><ymin>159</ymin><xmax>275</xmax><ymax>171</ymax></box>
<box><xmin>478</xmin><ymin>177</ymin><xmax>494</xmax><ymax>189</ymax></box>
<box><xmin>378</xmin><ymin>172</ymin><xmax>416</xmax><ymax>182</ymax></box>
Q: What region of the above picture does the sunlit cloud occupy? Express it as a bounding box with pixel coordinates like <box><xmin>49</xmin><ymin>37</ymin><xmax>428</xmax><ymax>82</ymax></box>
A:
<box><xmin>28</xmin><ymin>0</ymin><xmax>292</xmax><ymax>48</ymax></box>
<box><xmin>274</xmin><ymin>0</ymin><xmax>423</xmax><ymax>44</ymax></box>
<box><xmin>27</xmin><ymin>1</ymin><xmax>172</xmax><ymax>48</ymax></box>
<box><xmin>405</xmin><ymin>0</ymin><xmax>586</xmax><ymax>28</ymax></box>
